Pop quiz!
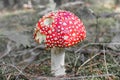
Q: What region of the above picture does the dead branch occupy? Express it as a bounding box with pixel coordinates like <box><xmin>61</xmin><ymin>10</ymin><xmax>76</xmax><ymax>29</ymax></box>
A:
<box><xmin>97</xmin><ymin>12</ymin><xmax>120</xmax><ymax>18</ymax></box>
<box><xmin>75</xmin><ymin>43</ymin><xmax>120</xmax><ymax>54</ymax></box>
<box><xmin>59</xmin><ymin>1</ymin><xmax>84</xmax><ymax>8</ymax></box>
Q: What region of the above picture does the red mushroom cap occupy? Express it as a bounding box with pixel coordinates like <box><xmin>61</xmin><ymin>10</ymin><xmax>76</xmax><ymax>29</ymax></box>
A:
<box><xmin>34</xmin><ymin>10</ymin><xmax>86</xmax><ymax>48</ymax></box>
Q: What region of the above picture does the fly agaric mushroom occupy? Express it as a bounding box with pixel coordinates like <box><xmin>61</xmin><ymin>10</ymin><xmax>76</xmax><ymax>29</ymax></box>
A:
<box><xmin>34</xmin><ymin>10</ymin><xmax>86</xmax><ymax>76</ymax></box>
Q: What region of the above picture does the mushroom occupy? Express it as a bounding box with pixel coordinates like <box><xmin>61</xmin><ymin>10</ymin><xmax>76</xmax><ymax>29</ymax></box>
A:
<box><xmin>34</xmin><ymin>10</ymin><xmax>86</xmax><ymax>76</ymax></box>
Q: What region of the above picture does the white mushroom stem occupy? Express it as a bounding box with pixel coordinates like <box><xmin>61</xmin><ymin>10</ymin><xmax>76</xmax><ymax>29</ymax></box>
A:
<box><xmin>51</xmin><ymin>47</ymin><xmax>66</xmax><ymax>76</ymax></box>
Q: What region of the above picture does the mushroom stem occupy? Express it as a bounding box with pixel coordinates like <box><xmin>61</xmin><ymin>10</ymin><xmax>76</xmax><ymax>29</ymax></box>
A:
<box><xmin>51</xmin><ymin>47</ymin><xmax>66</xmax><ymax>76</ymax></box>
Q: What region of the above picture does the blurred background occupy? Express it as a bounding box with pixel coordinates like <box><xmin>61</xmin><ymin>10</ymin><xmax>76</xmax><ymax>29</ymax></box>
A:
<box><xmin>0</xmin><ymin>0</ymin><xmax>120</xmax><ymax>80</ymax></box>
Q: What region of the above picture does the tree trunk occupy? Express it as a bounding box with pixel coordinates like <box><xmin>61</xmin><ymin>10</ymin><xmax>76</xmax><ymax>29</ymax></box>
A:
<box><xmin>54</xmin><ymin>0</ymin><xmax>62</xmax><ymax>6</ymax></box>
<box><xmin>3</xmin><ymin>0</ymin><xmax>10</xmax><ymax>7</ymax></box>
<box><xmin>13</xmin><ymin>0</ymin><xmax>23</xmax><ymax>8</ymax></box>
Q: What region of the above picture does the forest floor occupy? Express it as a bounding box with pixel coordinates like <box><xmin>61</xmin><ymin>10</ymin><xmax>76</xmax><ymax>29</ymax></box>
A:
<box><xmin>0</xmin><ymin>1</ymin><xmax>120</xmax><ymax>80</ymax></box>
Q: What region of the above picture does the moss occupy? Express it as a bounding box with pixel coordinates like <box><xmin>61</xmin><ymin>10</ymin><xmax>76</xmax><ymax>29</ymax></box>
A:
<box><xmin>90</xmin><ymin>6</ymin><xmax>114</xmax><ymax>14</ymax></box>
<box><xmin>98</xmin><ymin>18</ymin><xmax>115</xmax><ymax>27</ymax></box>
